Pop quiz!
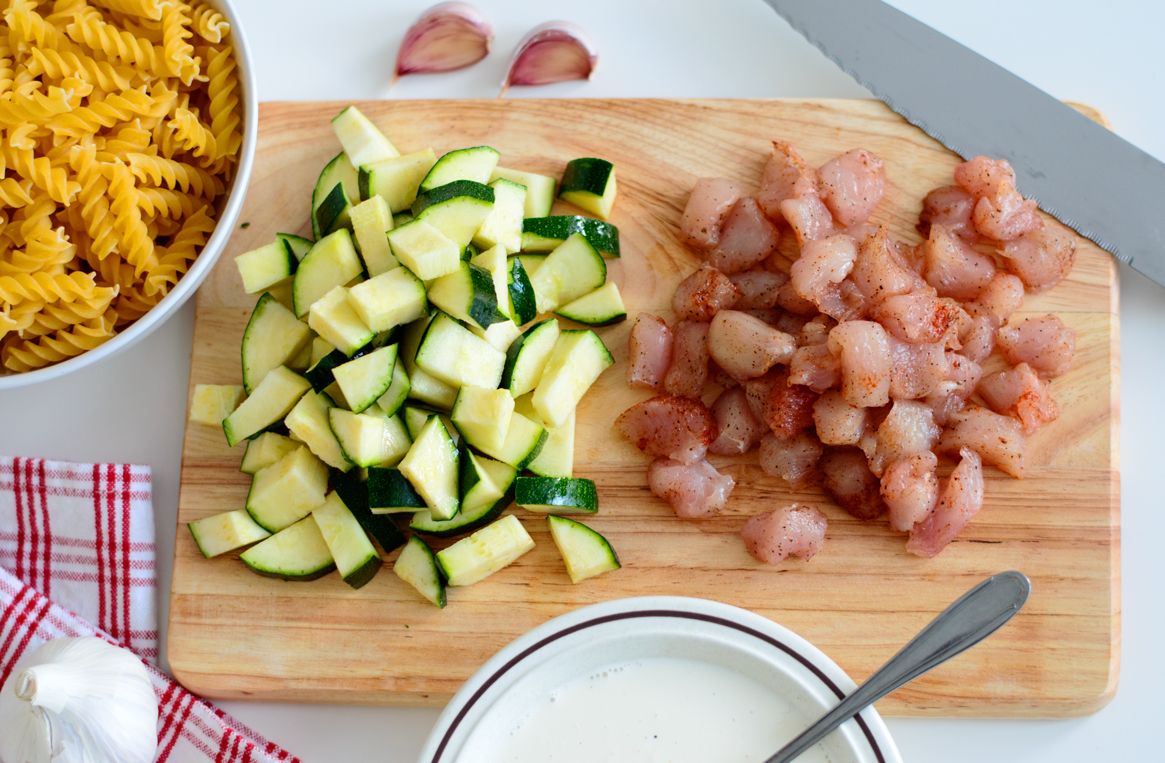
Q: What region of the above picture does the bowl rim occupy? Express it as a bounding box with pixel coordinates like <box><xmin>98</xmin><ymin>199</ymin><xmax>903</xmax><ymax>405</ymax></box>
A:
<box><xmin>0</xmin><ymin>0</ymin><xmax>259</xmax><ymax>390</ymax></box>
<box><xmin>419</xmin><ymin>595</ymin><xmax>901</xmax><ymax>763</ymax></box>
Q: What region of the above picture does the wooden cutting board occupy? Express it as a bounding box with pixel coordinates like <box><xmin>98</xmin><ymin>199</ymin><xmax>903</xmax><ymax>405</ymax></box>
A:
<box><xmin>170</xmin><ymin>99</ymin><xmax>1119</xmax><ymax>717</ymax></box>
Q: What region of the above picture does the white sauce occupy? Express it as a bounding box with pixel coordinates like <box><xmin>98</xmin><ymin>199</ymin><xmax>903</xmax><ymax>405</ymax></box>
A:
<box><xmin>464</xmin><ymin>657</ymin><xmax>843</xmax><ymax>763</ymax></box>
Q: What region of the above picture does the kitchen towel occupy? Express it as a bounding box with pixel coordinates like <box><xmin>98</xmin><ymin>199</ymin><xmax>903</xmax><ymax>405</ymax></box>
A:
<box><xmin>0</xmin><ymin>456</ymin><xmax>300</xmax><ymax>763</ymax></box>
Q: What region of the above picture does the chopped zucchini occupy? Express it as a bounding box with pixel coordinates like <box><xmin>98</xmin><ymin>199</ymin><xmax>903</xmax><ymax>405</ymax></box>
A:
<box><xmin>500</xmin><ymin>319</ymin><xmax>559</xmax><ymax>398</ymax></box>
<box><xmin>332</xmin><ymin>471</ymin><xmax>407</xmax><ymax>552</ymax></box>
<box><xmin>468</xmin><ymin>316</ymin><xmax>522</xmax><ymax>353</ymax></box>
<box><xmin>436</xmin><ymin>515</ymin><xmax>534</xmax><ymax>586</ymax></box>
<box><xmin>427</xmin><ymin>262</ymin><xmax>506</xmax><ymax>329</ymax></box>
<box><xmin>531</xmin><ymin>329</ymin><xmax>614</xmax><ymax>428</ymax></box>
<box><xmin>235</xmin><ymin>240</ymin><xmax>296</xmax><ymax>293</ymax></box>
<box><xmin>413</xmin><ymin>184</ymin><xmax>495</xmax><ymax>250</ymax></box>
<box><xmin>311</xmin><ymin>491</ymin><xmax>381</xmax><ymax>588</ymax></box>
<box><xmin>515</xmin><ymin>476</ymin><xmax>598</xmax><ymax>515</ymax></box>
<box><xmin>505</xmin><ymin>257</ymin><xmax>537</xmax><ymax>325</ymax></box>
<box><xmin>245</xmin><ymin>446</ymin><xmax>330</xmax><ymax>532</ymax></box>
<box><xmin>308</xmin><ymin>286</ymin><xmax>374</xmax><ymax>356</ymax></box>
<box><xmin>309</xmin><ymin>336</ymin><xmax>335</xmax><ymax>366</ymax></box>
<box><xmin>190</xmin><ymin>384</ymin><xmax>244</xmax><ymax>426</ymax></box>
<box><xmin>304</xmin><ymin>347</ymin><xmax>353</xmax><ymax>391</ymax></box>
<box><xmin>515</xmin><ymin>253</ymin><xmax>546</xmax><ymax>276</ymax></box>
<box><xmin>386</xmin><ymin>218</ymin><xmax>462</xmax><ymax>281</ymax></box>
<box><xmin>241</xmin><ymin>516</ymin><xmax>335</xmax><ymax>581</ymax></box>
<box><xmin>367</xmin><ymin>467</ymin><xmax>426</xmax><ymax>514</ymax></box>
<box><xmin>469</xmin><ymin>245</ymin><xmax>511</xmax><ymax>323</ymax></box>
<box><xmin>420</xmin><ymin>146</ymin><xmax>500</xmax><ymax>192</ymax></box>
<box><xmin>240</xmin><ymin>431</ymin><xmax>300</xmax><ymax>475</ymax></box>
<box><xmin>521</xmin><ymin>216</ymin><xmax>621</xmax><ymax>257</ymax></box>
<box><xmin>399</xmin><ymin>416</ymin><xmax>460</xmax><ymax>521</ymax></box>
<box><xmin>528</xmin><ymin>233</ymin><xmax>606</xmax><ymax>314</ymax></box>
<box><xmin>311</xmin><ymin>152</ymin><xmax>360</xmax><ymax>238</ymax></box>
<box><xmin>474</xmin><ymin>410</ymin><xmax>546</xmax><ymax>469</ymax></box>
<box><xmin>346</xmin><ymin>265</ymin><xmax>428</xmax><ymax>333</ymax></box>
<box><xmin>403</xmin><ymin>404</ymin><xmax>438</xmax><ymax>439</ymax></box>
<box><xmin>558</xmin><ymin>158</ymin><xmax>617</xmax><ymax>219</ymax></box>
<box><xmin>491</xmin><ymin>166</ymin><xmax>556</xmax><ymax>217</ymax></box>
<box><xmin>411</xmin><ymin>454</ymin><xmax>515</xmax><ymax>537</ymax></box>
<box><xmin>349</xmin><ymin>195</ymin><xmax>398</xmax><ymax>276</ymax></box>
<box><xmin>329</xmin><ymin>408</ymin><xmax>411</xmax><ymax>467</ymax></box>
<box><xmin>284</xmin><ymin>390</ymin><xmax>352</xmax><ymax>471</ymax></box>
<box><xmin>276</xmin><ymin>233</ymin><xmax>313</xmax><ymax>262</ymax></box>
<box><xmin>188</xmin><ymin>509</ymin><xmax>271</xmax><ymax>558</ymax></box>
<box><xmin>332</xmin><ymin>105</ymin><xmax>398</xmax><ymax>166</ymax></box>
<box><xmin>547</xmin><ymin>515</ymin><xmax>620</xmax><ymax>583</ymax></box>
<box><xmin>359</xmin><ymin>148</ymin><xmax>437</xmax><ymax>213</ymax></box>
<box><xmin>473</xmin><ymin>179</ymin><xmax>526</xmax><ymax>253</ymax></box>
<box><xmin>515</xmin><ymin>395</ymin><xmax>574</xmax><ymax>478</ymax></box>
<box><xmin>292</xmin><ymin>228</ymin><xmax>363</xmax><ymax>317</ymax></box>
<box><xmin>222</xmin><ymin>366</ymin><xmax>310</xmax><ymax>447</ymax></box>
<box><xmin>332</xmin><ymin>344</ymin><xmax>398</xmax><ymax>413</ymax></box>
<box><xmin>414</xmin><ymin>312</ymin><xmax>506</xmax><ymax>390</ymax></box>
<box><xmin>555</xmin><ymin>281</ymin><xmax>627</xmax><ymax>326</ymax></box>
<box><xmin>242</xmin><ymin>293</ymin><xmax>312</xmax><ymax>393</ymax></box>
<box><xmin>400</xmin><ymin>316</ymin><xmax>458</xmax><ymax>409</ymax></box>
<box><xmin>452</xmin><ymin>386</ymin><xmax>515</xmax><ymax>454</ymax></box>
<box><xmin>374</xmin><ymin>360</ymin><xmax>411</xmax><ymax>416</ymax></box>
<box><xmin>394</xmin><ymin>536</ymin><xmax>446</xmax><ymax>607</ymax></box>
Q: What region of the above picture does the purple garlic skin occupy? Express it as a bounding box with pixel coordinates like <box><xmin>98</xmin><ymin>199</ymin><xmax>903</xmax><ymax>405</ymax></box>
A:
<box><xmin>396</xmin><ymin>2</ymin><xmax>493</xmax><ymax>77</ymax></box>
<box><xmin>504</xmin><ymin>21</ymin><xmax>597</xmax><ymax>91</ymax></box>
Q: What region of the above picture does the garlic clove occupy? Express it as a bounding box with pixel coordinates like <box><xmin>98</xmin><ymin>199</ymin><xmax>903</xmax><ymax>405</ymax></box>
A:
<box><xmin>395</xmin><ymin>2</ymin><xmax>493</xmax><ymax>78</ymax></box>
<box><xmin>502</xmin><ymin>21</ymin><xmax>598</xmax><ymax>93</ymax></box>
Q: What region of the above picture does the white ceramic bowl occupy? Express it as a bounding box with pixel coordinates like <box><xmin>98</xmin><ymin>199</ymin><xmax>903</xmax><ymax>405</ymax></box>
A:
<box><xmin>0</xmin><ymin>0</ymin><xmax>258</xmax><ymax>390</ymax></box>
<box><xmin>420</xmin><ymin>596</ymin><xmax>900</xmax><ymax>763</ymax></box>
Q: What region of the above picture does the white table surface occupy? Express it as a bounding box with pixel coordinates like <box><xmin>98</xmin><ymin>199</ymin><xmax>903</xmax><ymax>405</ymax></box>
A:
<box><xmin>2</xmin><ymin>0</ymin><xmax>1161</xmax><ymax>760</ymax></box>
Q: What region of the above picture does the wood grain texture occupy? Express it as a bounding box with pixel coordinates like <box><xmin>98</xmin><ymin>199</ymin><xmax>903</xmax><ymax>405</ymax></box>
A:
<box><xmin>170</xmin><ymin>99</ymin><xmax>1120</xmax><ymax>716</ymax></box>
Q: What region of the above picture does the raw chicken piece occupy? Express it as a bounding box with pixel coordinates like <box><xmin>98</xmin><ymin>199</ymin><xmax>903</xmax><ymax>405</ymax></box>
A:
<box><xmin>922</xmin><ymin>224</ymin><xmax>995</xmax><ymax>300</ymax></box>
<box><xmin>922</xmin><ymin>352</ymin><xmax>982</xmax><ymax>425</ymax></box>
<box><xmin>790</xmin><ymin>234</ymin><xmax>860</xmax><ymax>320</ymax></box>
<box><xmin>967</xmin><ymin>273</ymin><xmax>1024</xmax><ymax>328</ymax></box>
<box><xmin>680</xmin><ymin>178</ymin><xmax>745</xmax><ymax>251</ymax></box>
<box><xmin>743</xmin><ymin>372</ymin><xmax>779</xmax><ymax>421</ymax></box>
<box><xmin>938</xmin><ymin>405</ymin><xmax>1025</xmax><ymax>478</ymax></box>
<box><xmin>957</xmin><ymin>315</ymin><xmax>996</xmax><ymax>363</ymax></box>
<box><xmin>817</xmin><ymin>149</ymin><xmax>886</xmax><ymax>227</ymax></box>
<box><xmin>648</xmin><ymin>458</ymin><xmax>735</xmax><ymax>519</ymax></box>
<box><xmin>709</xmin><ymin>387</ymin><xmax>766</xmax><ymax>455</ymax></box>
<box><xmin>626</xmin><ymin>313</ymin><xmax>672</xmax><ymax>390</ymax></box>
<box><xmin>1001</xmin><ymin>227</ymin><xmax>1076</xmax><ymax>291</ymax></box>
<box><xmin>663</xmin><ymin>320</ymin><xmax>710</xmax><ymax>398</ymax></box>
<box><xmin>954</xmin><ymin>157</ymin><xmax>1041</xmax><ymax>241</ymax></box>
<box><xmin>707</xmin><ymin>310</ymin><xmax>796</xmax><ymax>381</ymax></box>
<box><xmin>881</xmin><ymin>452</ymin><xmax>940</xmax><ymax>532</ymax></box>
<box><xmin>758</xmin><ymin>432</ymin><xmax>823</xmax><ymax>487</ymax></box>
<box><xmin>757</xmin><ymin>140</ymin><xmax>817</xmax><ymax>220</ymax></box>
<box><xmin>870</xmin><ymin>294</ymin><xmax>961</xmax><ymax>345</ymax></box>
<box><xmin>906</xmin><ymin>448</ymin><xmax>985</xmax><ymax>557</ymax></box>
<box><xmin>798</xmin><ymin>315</ymin><xmax>834</xmax><ymax>346</ymax></box>
<box><xmin>709</xmin><ymin>197</ymin><xmax>781</xmax><ymax>274</ymax></box>
<box><xmin>996</xmin><ymin>314</ymin><xmax>1075</xmax><ymax>378</ymax></box>
<box><xmin>780</xmin><ymin>193</ymin><xmax>836</xmax><ymax>245</ymax></box>
<box><xmin>812</xmin><ymin>390</ymin><xmax>867</xmax><ymax>446</ymax></box>
<box><xmin>616</xmin><ymin>395</ymin><xmax>716</xmax><ymax>465</ymax></box>
<box><xmin>672</xmin><ymin>265</ymin><xmax>740</xmax><ymax>322</ymax></box>
<box><xmin>742</xmin><ymin>504</ymin><xmax>828</xmax><ymax>564</ymax></box>
<box><xmin>828</xmin><ymin>320</ymin><xmax>892</xmax><ymax>408</ymax></box>
<box><xmin>869</xmin><ymin>400</ymin><xmax>941</xmax><ymax>476</ymax></box>
<box><xmin>789</xmin><ymin>344</ymin><xmax>841</xmax><ymax>392</ymax></box>
<box><xmin>978</xmin><ymin>362</ymin><xmax>1059</xmax><ymax>433</ymax></box>
<box><xmin>729</xmin><ymin>269</ymin><xmax>787</xmax><ymax>309</ymax></box>
<box><xmin>918</xmin><ymin>185</ymin><xmax>977</xmax><ymax>241</ymax></box>
<box><xmin>887</xmin><ymin>339</ymin><xmax>949</xmax><ymax>399</ymax></box>
<box><xmin>850</xmin><ymin>227</ymin><xmax>929</xmax><ymax>301</ymax></box>
<box><xmin>763</xmin><ymin>372</ymin><xmax>819</xmax><ymax>439</ymax></box>
<box><xmin>820</xmin><ymin>447</ymin><xmax>885</xmax><ymax>520</ymax></box>
<box><xmin>775</xmin><ymin>280</ymin><xmax>820</xmax><ymax>316</ymax></box>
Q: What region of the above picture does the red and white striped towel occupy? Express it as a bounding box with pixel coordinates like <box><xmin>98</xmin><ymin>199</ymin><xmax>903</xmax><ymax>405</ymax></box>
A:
<box><xmin>0</xmin><ymin>456</ymin><xmax>300</xmax><ymax>763</ymax></box>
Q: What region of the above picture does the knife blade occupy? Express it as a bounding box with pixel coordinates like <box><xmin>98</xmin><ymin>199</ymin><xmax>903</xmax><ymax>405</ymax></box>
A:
<box><xmin>763</xmin><ymin>0</ymin><xmax>1165</xmax><ymax>287</ymax></box>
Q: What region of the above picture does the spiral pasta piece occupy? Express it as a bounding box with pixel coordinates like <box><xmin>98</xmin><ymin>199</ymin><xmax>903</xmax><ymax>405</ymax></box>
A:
<box><xmin>91</xmin><ymin>0</ymin><xmax>165</xmax><ymax>21</ymax></box>
<box><xmin>0</xmin><ymin>271</ymin><xmax>107</xmax><ymax>307</ymax></box>
<box><xmin>0</xmin><ymin>146</ymin><xmax>79</xmax><ymax>204</ymax></box>
<box><xmin>135</xmin><ymin>186</ymin><xmax>199</xmax><ymax>219</ymax></box>
<box><xmin>143</xmin><ymin>203</ymin><xmax>212</xmax><ymax>293</ymax></box>
<box><xmin>69</xmin><ymin>145</ymin><xmax>120</xmax><ymax>260</ymax></box>
<box><xmin>205</xmin><ymin>44</ymin><xmax>240</xmax><ymax>159</ymax></box>
<box><xmin>191</xmin><ymin>2</ymin><xmax>228</xmax><ymax>44</ymax></box>
<box><xmin>26</xmin><ymin>47</ymin><xmax>139</xmax><ymax>93</ymax></box>
<box><xmin>0</xmin><ymin>178</ymin><xmax>35</xmax><ymax>208</ymax></box>
<box><xmin>161</xmin><ymin>2</ymin><xmax>199</xmax><ymax>84</ymax></box>
<box><xmin>0</xmin><ymin>85</ymin><xmax>76</xmax><ymax>124</ymax></box>
<box><xmin>5</xmin><ymin>0</ymin><xmax>74</xmax><ymax>52</ymax></box>
<box><xmin>168</xmin><ymin>106</ymin><xmax>216</xmax><ymax>161</ymax></box>
<box><xmin>1</xmin><ymin>311</ymin><xmax>117</xmax><ymax>372</ymax></box>
<box><xmin>0</xmin><ymin>227</ymin><xmax>76</xmax><ymax>277</ymax></box>
<box><xmin>66</xmin><ymin>7</ymin><xmax>167</xmax><ymax>75</ymax></box>
<box><xmin>125</xmin><ymin>152</ymin><xmax>223</xmax><ymax>197</ymax></box>
<box><xmin>46</xmin><ymin>84</ymin><xmax>174</xmax><ymax>138</ymax></box>
<box><xmin>105</xmin><ymin>159</ymin><xmax>156</xmax><ymax>275</ymax></box>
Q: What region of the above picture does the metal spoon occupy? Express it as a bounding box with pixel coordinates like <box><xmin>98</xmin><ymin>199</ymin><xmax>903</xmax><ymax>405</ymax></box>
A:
<box><xmin>765</xmin><ymin>570</ymin><xmax>1031</xmax><ymax>763</ymax></box>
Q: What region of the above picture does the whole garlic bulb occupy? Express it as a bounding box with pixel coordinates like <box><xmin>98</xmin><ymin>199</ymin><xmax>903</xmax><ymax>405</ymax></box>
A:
<box><xmin>0</xmin><ymin>637</ymin><xmax>157</xmax><ymax>763</ymax></box>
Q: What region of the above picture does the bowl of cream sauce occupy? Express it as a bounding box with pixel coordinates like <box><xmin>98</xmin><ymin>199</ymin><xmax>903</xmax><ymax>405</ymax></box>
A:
<box><xmin>419</xmin><ymin>596</ymin><xmax>901</xmax><ymax>763</ymax></box>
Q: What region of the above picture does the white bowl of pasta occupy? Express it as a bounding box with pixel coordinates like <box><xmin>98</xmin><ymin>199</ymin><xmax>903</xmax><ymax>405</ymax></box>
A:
<box><xmin>0</xmin><ymin>0</ymin><xmax>257</xmax><ymax>389</ymax></box>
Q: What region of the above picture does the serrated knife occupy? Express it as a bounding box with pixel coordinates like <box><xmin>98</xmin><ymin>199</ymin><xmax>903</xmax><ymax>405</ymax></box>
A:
<box><xmin>763</xmin><ymin>0</ymin><xmax>1165</xmax><ymax>287</ymax></box>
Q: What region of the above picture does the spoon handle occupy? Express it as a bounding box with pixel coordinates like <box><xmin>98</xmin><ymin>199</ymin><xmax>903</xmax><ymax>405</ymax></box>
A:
<box><xmin>764</xmin><ymin>570</ymin><xmax>1031</xmax><ymax>763</ymax></box>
